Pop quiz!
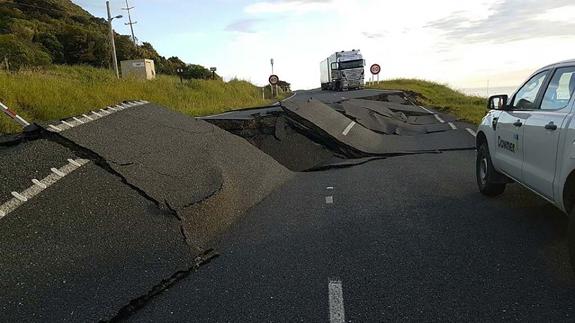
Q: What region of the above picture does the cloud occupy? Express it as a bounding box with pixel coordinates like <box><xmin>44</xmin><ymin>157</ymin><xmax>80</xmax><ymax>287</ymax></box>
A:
<box><xmin>245</xmin><ymin>0</ymin><xmax>333</xmax><ymax>14</ymax></box>
<box><xmin>362</xmin><ymin>32</ymin><xmax>386</xmax><ymax>39</ymax></box>
<box><xmin>426</xmin><ymin>0</ymin><xmax>575</xmax><ymax>43</ymax></box>
<box><xmin>225</xmin><ymin>19</ymin><xmax>262</xmax><ymax>33</ymax></box>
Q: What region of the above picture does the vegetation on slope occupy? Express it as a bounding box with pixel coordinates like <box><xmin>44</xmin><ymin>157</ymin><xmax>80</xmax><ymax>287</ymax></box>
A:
<box><xmin>368</xmin><ymin>79</ymin><xmax>487</xmax><ymax>124</ymax></box>
<box><xmin>0</xmin><ymin>65</ymin><xmax>271</xmax><ymax>134</ymax></box>
<box><xmin>0</xmin><ymin>0</ymin><xmax>217</xmax><ymax>78</ymax></box>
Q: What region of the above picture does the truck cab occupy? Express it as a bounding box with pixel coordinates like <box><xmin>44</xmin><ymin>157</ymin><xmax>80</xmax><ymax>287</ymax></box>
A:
<box><xmin>320</xmin><ymin>50</ymin><xmax>365</xmax><ymax>91</ymax></box>
<box><xmin>475</xmin><ymin>59</ymin><xmax>575</xmax><ymax>269</ymax></box>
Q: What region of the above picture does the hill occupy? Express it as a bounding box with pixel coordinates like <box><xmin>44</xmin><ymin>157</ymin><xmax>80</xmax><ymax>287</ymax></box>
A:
<box><xmin>0</xmin><ymin>0</ymin><xmax>212</xmax><ymax>76</ymax></box>
<box><xmin>367</xmin><ymin>79</ymin><xmax>487</xmax><ymax>124</ymax></box>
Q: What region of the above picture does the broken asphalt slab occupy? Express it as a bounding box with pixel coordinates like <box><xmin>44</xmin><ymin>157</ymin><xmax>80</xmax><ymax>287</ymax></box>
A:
<box><xmin>282</xmin><ymin>99</ymin><xmax>475</xmax><ymax>156</ymax></box>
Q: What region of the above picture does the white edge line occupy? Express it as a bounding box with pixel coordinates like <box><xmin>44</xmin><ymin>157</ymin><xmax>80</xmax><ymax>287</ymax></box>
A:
<box><xmin>82</xmin><ymin>114</ymin><xmax>93</xmax><ymax>121</ymax></box>
<box><xmin>48</xmin><ymin>124</ymin><xmax>62</xmax><ymax>132</ymax></box>
<box><xmin>51</xmin><ymin>168</ymin><xmax>66</xmax><ymax>177</ymax></box>
<box><xmin>419</xmin><ymin>106</ymin><xmax>434</xmax><ymax>114</ymax></box>
<box><xmin>448</xmin><ymin>122</ymin><xmax>457</xmax><ymax>130</ymax></box>
<box><xmin>11</xmin><ymin>192</ymin><xmax>27</xmax><ymax>202</ymax></box>
<box><xmin>61</xmin><ymin>120</ymin><xmax>74</xmax><ymax>127</ymax></box>
<box><xmin>466</xmin><ymin>128</ymin><xmax>477</xmax><ymax>137</ymax></box>
<box><xmin>434</xmin><ymin>114</ymin><xmax>446</xmax><ymax>123</ymax></box>
<box><xmin>68</xmin><ymin>159</ymin><xmax>82</xmax><ymax>167</ymax></box>
<box><xmin>342</xmin><ymin>121</ymin><xmax>356</xmax><ymax>136</ymax></box>
<box><xmin>73</xmin><ymin>117</ymin><xmax>85</xmax><ymax>124</ymax></box>
<box><xmin>32</xmin><ymin>179</ymin><xmax>47</xmax><ymax>189</ymax></box>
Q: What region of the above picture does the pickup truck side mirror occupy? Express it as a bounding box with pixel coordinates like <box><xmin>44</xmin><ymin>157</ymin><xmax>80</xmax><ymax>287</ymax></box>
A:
<box><xmin>487</xmin><ymin>94</ymin><xmax>509</xmax><ymax>110</ymax></box>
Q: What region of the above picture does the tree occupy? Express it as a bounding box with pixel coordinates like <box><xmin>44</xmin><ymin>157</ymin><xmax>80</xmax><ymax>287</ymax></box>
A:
<box><xmin>0</xmin><ymin>34</ymin><xmax>52</xmax><ymax>70</ymax></box>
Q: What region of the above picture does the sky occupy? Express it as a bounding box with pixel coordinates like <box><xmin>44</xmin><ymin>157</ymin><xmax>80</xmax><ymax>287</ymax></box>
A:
<box><xmin>73</xmin><ymin>0</ymin><xmax>575</xmax><ymax>91</ymax></box>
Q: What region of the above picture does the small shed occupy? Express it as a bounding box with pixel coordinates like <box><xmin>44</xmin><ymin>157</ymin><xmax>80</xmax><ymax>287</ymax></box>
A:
<box><xmin>120</xmin><ymin>59</ymin><xmax>156</xmax><ymax>80</ymax></box>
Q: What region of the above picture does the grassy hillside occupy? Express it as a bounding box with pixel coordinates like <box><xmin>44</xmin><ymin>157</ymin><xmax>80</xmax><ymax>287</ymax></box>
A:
<box><xmin>367</xmin><ymin>79</ymin><xmax>487</xmax><ymax>124</ymax></box>
<box><xmin>0</xmin><ymin>65</ymin><xmax>272</xmax><ymax>134</ymax></box>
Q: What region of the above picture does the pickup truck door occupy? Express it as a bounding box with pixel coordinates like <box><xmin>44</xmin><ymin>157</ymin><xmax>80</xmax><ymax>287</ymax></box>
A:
<box><xmin>522</xmin><ymin>67</ymin><xmax>575</xmax><ymax>199</ymax></box>
<box><xmin>494</xmin><ymin>70</ymin><xmax>550</xmax><ymax>181</ymax></box>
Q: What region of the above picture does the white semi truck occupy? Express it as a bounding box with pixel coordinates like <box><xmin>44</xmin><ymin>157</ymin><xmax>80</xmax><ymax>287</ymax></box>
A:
<box><xmin>320</xmin><ymin>50</ymin><xmax>365</xmax><ymax>91</ymax></box>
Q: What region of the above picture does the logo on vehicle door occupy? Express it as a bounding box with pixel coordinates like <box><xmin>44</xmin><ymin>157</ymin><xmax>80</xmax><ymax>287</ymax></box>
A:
<box><xmin>498</xmin><ymin>136</ymin><xmax>516</xmax><ymax>153</ymax></box>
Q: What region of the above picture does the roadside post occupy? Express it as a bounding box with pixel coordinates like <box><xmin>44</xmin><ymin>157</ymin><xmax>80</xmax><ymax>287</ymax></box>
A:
<box><xmin>370</xmin><ymin>64</ymin><xmax>381</xmax><ymax>84</ymax></box>
<box><xmin>269</xmin><ymin>74</ymin><xmax>279</xmax><ymax>98</ymax></box>
<box><xmin>176</xmin><ymin>68</ymin><xmax>184</xmax><ymax>84</ymax></box>
<box><xmin>210</xmin><ymin>67</ymin><xmax>217</xmax><ymax>80</ymax></box>
<box><xmin>1</xmin><ymin>101</ymin><xmax>30</xmax><ymax>127</ymax></box>
<box><xmin>106</xmin><ymin>1</ymin><xmax>123</xmax><ymax>79</ymax></box>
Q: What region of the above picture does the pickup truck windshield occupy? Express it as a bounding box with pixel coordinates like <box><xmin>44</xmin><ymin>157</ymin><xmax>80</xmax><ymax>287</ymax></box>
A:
<box><xmin>338</xmin><ymin>60</ymin><xmax>364</xmax><ymax>70</ymax></box>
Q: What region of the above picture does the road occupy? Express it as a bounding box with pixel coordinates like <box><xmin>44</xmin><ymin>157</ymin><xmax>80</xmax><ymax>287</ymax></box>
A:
<box><xmin>1</xmin><ymin>89</ymin><xmax>574</xmax><ymax>321</ymax></box>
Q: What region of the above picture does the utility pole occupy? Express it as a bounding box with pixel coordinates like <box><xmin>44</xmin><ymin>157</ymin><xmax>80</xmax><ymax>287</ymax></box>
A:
<box><xmin>270</xmin><ymin>58</ymin><xmax>274</xmax><ymax>75</ymax></box>
<box><xmin>106</xmin><ymin>1</ymin><xmax>122</xmax><ymax>79</ymax></box>
<box><xmin>122</xmin><ymin>0</ymin><xmax>137</xmax><ymax>44</ymax></box>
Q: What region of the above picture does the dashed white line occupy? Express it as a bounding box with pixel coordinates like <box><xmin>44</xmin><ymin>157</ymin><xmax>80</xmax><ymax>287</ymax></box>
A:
<box><xmin>48</xmin><ymin>124</ymin><xmax>62</xmax><ymax>132</ymax></box>
<box><xmin>448</xmin><ymin>122</ymin><xmax>457</xmax><ymax>130</ymax></box>
<box><xmin>67</xmin><ymin>159</ymin><xmax>82</xmax><ymax>167</ymax></box>
<box><xmin>92</xmin><ymin>111</ymin><xmax>103</xmax><ymax>117</ymax></box>
<box><xmin>434</xmin><ymin>114</ymin><xmax>446</xmax><ymax>124</ymax></box>
<box><xmin>73</xmin><ymin>117</ymin><xmax>85</xmax><ymax>124</ymax></box>
<box><xmin>328</xmin><ymin>279</ymin><xmax>345</xmax><ymax>323</ymax></box>
<box><xmin>325</xmin><ymin>196</ymin><xmax>334</xmax><ymax>204</ymax></box>
<box><xmin>466</xmin><ymin>128</ymin><xmax>477</xmax><ymax>137</ymax></box>
<box><xmin>32</xmin><ymin>179</ymin><xmax>47</xmax><ymax>189</ymax></box>
<box><xmin>61</xmin><ymin>120</ymin><xmax>75</xmax><ymax>128</ymax></box>
<box><xmin>342</xmin><ymin>121</ymin><xmax>356</xmax><ymax>136</ymax></box>
<box><xmin>11</xmin><ymin>192</ymin><xmax>28</xmax><ymax>202</ymax></box>
<box><xmin>82</xmin><ymin>114</ymin><xmax>94</xmax><ymax>121</ymax></box>
<box><xmin>326</xmin><ymin>187</ymin><xmax>334</xmax><ymax>190</ymax></box>
<box><xmin>0</xmin><ymin>159</ymin><xmax>90</xmax><ymax>220</ymax></box>
<box><xmin>51</xmin><ymin>167</ymin><xmax>66</xmax><ymax>177</ymax></box>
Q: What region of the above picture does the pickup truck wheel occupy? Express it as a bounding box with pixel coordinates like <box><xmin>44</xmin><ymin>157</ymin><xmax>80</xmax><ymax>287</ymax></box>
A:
<box><xmin>476</xmin><ymin>143</ymin><xmax>506</xmax><ymax>196</ymax></box>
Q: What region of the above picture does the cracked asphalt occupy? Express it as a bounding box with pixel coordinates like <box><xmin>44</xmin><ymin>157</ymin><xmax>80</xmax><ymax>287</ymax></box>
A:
<box><xmin>1</xmin><ymin>89</ymin><xmax>574</xmax><ymax>321</ymax></box>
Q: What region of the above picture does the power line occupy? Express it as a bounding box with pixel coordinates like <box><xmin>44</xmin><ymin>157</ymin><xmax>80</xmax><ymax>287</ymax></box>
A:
<box><xmin>121</xmin><ymin>0</ymin><xmax>137</xmax><ymax>44</ymax></box>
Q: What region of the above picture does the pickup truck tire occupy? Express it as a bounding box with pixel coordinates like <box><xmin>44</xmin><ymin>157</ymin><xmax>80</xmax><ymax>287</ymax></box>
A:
<box><xmin>476</xmin><ymin>143</ymin><xmax>506</xmax><ymax>196</ymax></box>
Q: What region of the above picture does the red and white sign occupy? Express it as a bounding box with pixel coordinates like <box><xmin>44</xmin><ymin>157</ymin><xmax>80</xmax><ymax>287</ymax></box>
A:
<box><xmin>269</xmin><ymin>74</ymin><xmax>279</xmax><ymax>85</ymax></box>
<box><xmin>370</xmin><ymin>64</ymin><xmax>381</xmax><ymax>75</ymax></box>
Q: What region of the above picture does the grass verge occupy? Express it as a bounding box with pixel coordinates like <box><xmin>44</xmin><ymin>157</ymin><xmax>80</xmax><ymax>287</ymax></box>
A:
<box><xmin>367</xmin><ymin>79</ymin><xmax>488</xmax><ymax>124</ymax></box>
<box><xmin>0</xmin><ymin>65</ymin><xmax>275</xmax><ymax>134</ymax></box>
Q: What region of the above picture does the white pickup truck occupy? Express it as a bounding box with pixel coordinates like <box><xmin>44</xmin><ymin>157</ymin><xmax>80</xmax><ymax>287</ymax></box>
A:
<box><xmin>476</xmin><ymin>59</ymin><xmax>575</xmax><ymax>268</ymax></box>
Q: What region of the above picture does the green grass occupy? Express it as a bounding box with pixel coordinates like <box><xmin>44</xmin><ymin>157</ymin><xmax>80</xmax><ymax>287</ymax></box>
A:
<box><xmin>367</xmin><ymin>79</ymin><xmax>488</xmax><ymax>124</ymax></box>
<box><xmin>0</xmin><ymin>65</ymin><xmax>275</xmax><ymax>134</ymax></box>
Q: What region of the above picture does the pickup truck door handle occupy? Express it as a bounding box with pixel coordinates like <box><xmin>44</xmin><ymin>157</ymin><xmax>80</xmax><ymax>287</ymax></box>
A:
<box><xmin>545</xmin><ymin>122</ymin><xmax>558</xmax><ymax>131</ymax></box>
<box><xmin>513</xmin><ymin>120</ymin><xmax>523</xmax><ymax>127</ymax></box>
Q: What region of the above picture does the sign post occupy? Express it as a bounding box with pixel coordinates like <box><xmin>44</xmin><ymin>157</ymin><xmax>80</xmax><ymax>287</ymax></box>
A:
<box><xmin>370</xmin><ymin>64</ymin><xmax>381</xmax><ymax>84</ymax></box>
<box><xmin>1</xmin><ymin>101</ymin><xmax>30</xmax><ymax>127</ymax></box>
<box><xmin>269</xmin><ymin>74</ymin><xmax>279</xmax><ymax>98</ymax></box>
<box><xmin>210</xmin><ymin>67</ymin><xmax>217</xmax><ymax>80</ymax></box>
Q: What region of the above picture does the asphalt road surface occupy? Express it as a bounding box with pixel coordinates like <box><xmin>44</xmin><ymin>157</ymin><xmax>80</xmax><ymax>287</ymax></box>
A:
<box><xmin>1</xmin><ymin>89</ymin><xmax>574</xmax><ymax>322</ymax></box>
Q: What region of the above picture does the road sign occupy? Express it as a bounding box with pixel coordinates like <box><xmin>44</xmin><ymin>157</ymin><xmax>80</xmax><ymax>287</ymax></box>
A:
<box><xmin>269</xmin><ymin>74</ymin><xmax>279</xmax><ymax>85</ymax></box>
<box><xmin>210</xmin><ymin>67</ymin><xmax>217</xmax><ymax>72</ymax></box>
<box><xmin>370</xmin><ymin>64</ymin><xmax>381</xmax><ymax>75</ymax></box>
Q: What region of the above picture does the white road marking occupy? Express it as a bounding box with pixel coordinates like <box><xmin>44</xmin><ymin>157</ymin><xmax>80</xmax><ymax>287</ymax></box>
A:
<box><xmin>61</xmin><ymin>120</ymin><xmax>75</xmax><ymax>128</ymax></box>
<box><xmin>466</xmin><ymin>128</ymin><xmax>477</xmax><ymax>137</ymax></box>
<box><xmin>0</xmin><ymin>159</ymin><xmax>90</xmax><ymax>220</ymax></box>
<box><xmin>326</xmin><ymin>196</ymin><xmax>334</xmax><ymax>204</ymax></box>
<box><xmin>48</xmin><ymin>124</ymin><xmax>62</xmax><ymax>132</ymax></box>
<box><xmin>67</xmin><ymin>159</ymin><xmax>82</xmax><ymax>167</ymax></box>
<box><xmin>342</xmin><ymin>121</ymin><xmax>356</xmax><ymax>136</ymax></box>
<box><xmin>11</xmin><ymin>192</ymin><xmax>28</xmax><ymax>202</ymax></box>
<box><xmin>32</xmin><ymin>179</ymin><xmax>47</xmax><ymax>189</ymax></box>
<box><xmin>448</xmin><ymin>122</ymin><xmax>457</xmax><ymax>130</ymax></box>
<box><xmin>327</xmin><ymin>187</ymin><xmax>334</xmax><ymax>190</ymax></box>
<box><xmin>92</xmin><ymin>111</ymin><xmax>103</xmax><ymax>117</ymax></box>
<box><xmin>419</xmin><ymin>106</ymin><xmax>434</xmax><ymax>114</ymax></box>
<box><xmin>329</xmin><ymin>279</ymin><xmax>345</xmax><ymax>323</ymax></box>
<box><xmin>73</xmin><ymin>117</ymin><xmax>85</xmax><ymax>124</ymax></box>
<box><xmin>82</xmin><ymin>114</ymin><xmax>93</xmax><ymax>121</ymax></box>
<box><xmin>51</xmin><ymin>167</ymin><xmax>66</xmax><ymax>177</ymax></box>
<box><xmin>434</xmin><ymin>114</ymin><xmax>446</xmax><ymax>123</ymax></box>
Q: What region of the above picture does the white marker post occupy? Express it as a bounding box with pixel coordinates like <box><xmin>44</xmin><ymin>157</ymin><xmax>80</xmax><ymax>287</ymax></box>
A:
<box><xmin>0</xmin><ymin>101</ymin><xmax>30</xmax><ymax>127</ymax></box>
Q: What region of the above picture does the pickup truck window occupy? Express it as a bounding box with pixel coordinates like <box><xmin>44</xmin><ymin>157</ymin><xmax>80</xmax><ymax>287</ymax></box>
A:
<box><xmin>541</xmin><ymin>67</ymin><xmax>575</xmax><ymax>110</ymax></box>
<box><xmin>512</xmin><ymin>71</ymin><xmax>548</xmax><ymax>110</ymax></box>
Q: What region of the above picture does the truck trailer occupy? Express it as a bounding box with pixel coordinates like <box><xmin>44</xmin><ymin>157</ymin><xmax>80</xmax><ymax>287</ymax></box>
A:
<box><xmin>320</xmin><ymin>50</ymin><xmax>365</xmax><ymax>91</ymax></box>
